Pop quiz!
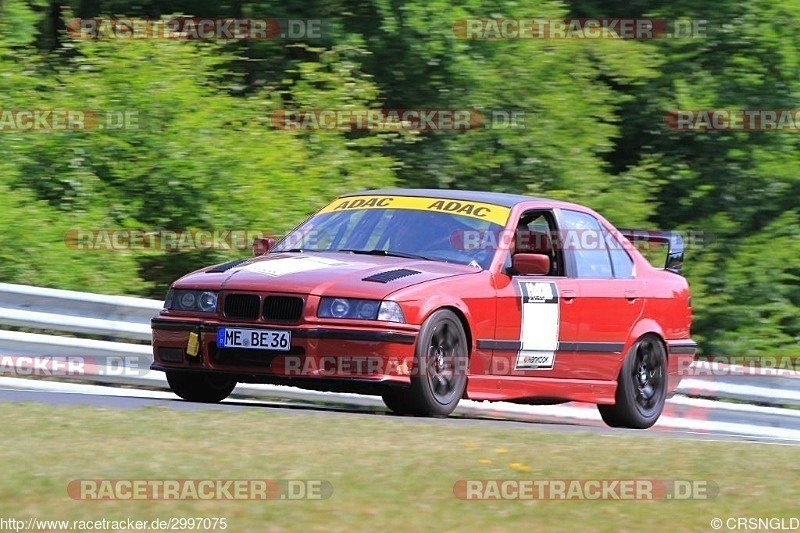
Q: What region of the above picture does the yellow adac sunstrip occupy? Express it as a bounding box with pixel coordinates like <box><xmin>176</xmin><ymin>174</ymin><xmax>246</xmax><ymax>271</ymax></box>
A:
<box><xmin>317</xmin><ymin>195</ymin><xmax>511</xmax><ymax>226</ymax></box>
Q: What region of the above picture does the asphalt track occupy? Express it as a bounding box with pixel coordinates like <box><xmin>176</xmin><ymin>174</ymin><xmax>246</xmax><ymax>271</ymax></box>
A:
<box><xmin>3</xmin><ymin>379</ymin><xmax>800</xmax><ymax>445</ymax></box>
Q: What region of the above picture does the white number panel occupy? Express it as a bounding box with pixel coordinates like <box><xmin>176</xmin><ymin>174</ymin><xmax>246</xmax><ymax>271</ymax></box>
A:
<box><xmin>516</xmin><ymin>281</ymin><xmax>559</xmax><ymax>370</ymax></box>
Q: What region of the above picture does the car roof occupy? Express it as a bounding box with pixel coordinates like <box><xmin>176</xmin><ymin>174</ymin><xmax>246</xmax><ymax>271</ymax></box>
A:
<box><xmin>346</xmin><ymin>188</ymin><xmax>587</xmax><ymax>211</ymax></box>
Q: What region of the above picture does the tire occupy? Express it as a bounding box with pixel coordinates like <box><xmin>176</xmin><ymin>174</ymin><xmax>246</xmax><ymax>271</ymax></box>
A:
<box><xmin>407</xmin><ymin>309</ymin><xmax>469</xmax><ymax>417</ymax></box>
<box><xmin>166</xmin><ymin>371</ymin><xmax>236</xmax><ymax>403</ymax></box>
<box><xmin>381</xmin><ymin>388</ymin><xmax>414</xmax><ymax>415</ymax></box>
<box><xmin>598</xmin><ymin>335</ymin><xmax>667</xmax><ymax>429</ymax></box>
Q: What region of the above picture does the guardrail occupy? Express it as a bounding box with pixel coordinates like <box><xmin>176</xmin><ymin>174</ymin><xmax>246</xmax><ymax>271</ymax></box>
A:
<box><xmin>0</xmin><ymin>282</ymin><xmax>797</xmax><ymax>407</ymax></box>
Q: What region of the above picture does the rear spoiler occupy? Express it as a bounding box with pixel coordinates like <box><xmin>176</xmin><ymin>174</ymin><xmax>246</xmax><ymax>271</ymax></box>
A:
<box><xmin>617</xmin><ymin>229</ymin><xmax>684</xmax><ymax>275</ymax></box>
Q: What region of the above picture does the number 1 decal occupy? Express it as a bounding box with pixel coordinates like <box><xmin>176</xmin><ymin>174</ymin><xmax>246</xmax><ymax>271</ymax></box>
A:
<box><xmin>516</xmin><ymin>281</ymin><xmax>559</xmax><ymax>370</ymax></box>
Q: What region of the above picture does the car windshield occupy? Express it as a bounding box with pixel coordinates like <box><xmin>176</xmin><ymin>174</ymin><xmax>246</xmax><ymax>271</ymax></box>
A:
<box><xmin>271</xmin><ymin>204</ymin><xmax>507</xmax><ymax>269</ymax></box>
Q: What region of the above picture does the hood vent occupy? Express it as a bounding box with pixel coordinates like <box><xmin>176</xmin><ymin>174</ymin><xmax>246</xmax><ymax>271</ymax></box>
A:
<box><xmin>362</xmin><ymin>268</ymin><xmax>421</xmax><ymax>284</ymax></box>
<box><xmin>206</xmin><ymin>258</ymin><xmax>248</xmax><ymax>273</ymax></box>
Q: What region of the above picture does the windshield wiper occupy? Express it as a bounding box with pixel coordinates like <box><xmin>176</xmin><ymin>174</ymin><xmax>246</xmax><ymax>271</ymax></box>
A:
<box><xmin>337</xmin><ymin>248</ymin><xmax>435</xmax><ymax>261</ymax></box>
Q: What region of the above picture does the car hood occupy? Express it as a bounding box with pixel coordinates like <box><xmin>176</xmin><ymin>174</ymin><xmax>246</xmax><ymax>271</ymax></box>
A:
<box><xmin>174</xmin><ymin>252</ymin><xmax>481</xmax><ymax>298</ymax></box>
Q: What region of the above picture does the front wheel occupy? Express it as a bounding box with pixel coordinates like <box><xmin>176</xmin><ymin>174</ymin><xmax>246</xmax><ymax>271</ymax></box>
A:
<box><xmin>166</xmin><ymin>371</ymin><xmax>236</xmax><ymax>403</ymax></box>
<box><xmin>381</xmin><ymin>388</ymin><xmax>415</xmax><ymax>415</ymax></box>
<box><xmin>407</xmin><ymin>309</ymin><xmax>469</xmax><ymax>417</ymax></box>
<box><xmin>598</xmin><ymin>335</ymin><xmax>667</xmax><ymax>429</ymax></box>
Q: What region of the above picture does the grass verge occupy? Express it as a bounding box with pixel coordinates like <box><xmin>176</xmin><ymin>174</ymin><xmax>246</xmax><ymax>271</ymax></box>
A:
<box><xmin>0</xmin><ymin>402</ymin><xmax>798</xmax><ymax>532</ymax></box>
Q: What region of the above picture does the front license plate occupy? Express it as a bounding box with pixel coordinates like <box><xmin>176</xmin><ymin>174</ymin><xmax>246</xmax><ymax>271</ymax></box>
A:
<box><xmin>216</xmin><ymin>328</ymin><xmax>291</xmax><ymax>351</ymax></box>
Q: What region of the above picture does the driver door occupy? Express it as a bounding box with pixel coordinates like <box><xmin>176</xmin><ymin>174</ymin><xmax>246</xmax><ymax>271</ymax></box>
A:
<box><xmin>491</xmin><ymin>210</ymin><xmax>581</xmax><ymax>379</ymax></box>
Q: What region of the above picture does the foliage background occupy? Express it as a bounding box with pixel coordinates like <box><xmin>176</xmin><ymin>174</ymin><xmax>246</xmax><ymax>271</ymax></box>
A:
<box><xmin>1</xmin><ymin>0</ymin><xmax>799</xmax><ymax>356</ymax></box>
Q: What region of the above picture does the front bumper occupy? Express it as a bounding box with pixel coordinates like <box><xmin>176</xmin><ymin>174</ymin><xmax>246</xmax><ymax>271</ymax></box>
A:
<box><xmin>151</xmin><ymin>317</ymin><xmax>419</xmax><ymax>386</ymax></box>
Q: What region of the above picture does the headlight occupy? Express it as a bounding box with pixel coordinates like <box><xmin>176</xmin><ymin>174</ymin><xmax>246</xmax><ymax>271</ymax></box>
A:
<box><xmin>179</xmin><ymin>291</ymin><xmax>197</xmax><ymax>309</ymax></box>
<box><xmin>198</xmin><ymin>291</ymin><xmax>218</xmax><ymax>312</ymax></box>
<box><xmin>318</xmin><ymin>298</ymin><xmax>405</xmax><ymax>323</ymax></box>
<box><xmin>330</xmin><ymin>298</ymin><xmax>351</xmax><ymax>318</ymax></box>
<box><xmin>167</xmin><ymin>289</ymin><xmax>219</xmax><ymax>313</ymax></box>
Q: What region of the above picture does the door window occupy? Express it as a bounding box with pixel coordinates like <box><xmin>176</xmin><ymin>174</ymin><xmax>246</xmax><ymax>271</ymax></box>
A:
<box><xmin>559</xmin><ymin>210</ymin><xmax>613</xmax><ymax>279</ymax></box>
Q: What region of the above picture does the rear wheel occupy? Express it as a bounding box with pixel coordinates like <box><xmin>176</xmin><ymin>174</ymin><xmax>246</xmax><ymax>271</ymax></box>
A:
<box><xmin>166</xmin><ymin>371</ymin><xmax>236</xmax><ymax>403</ymax></box>
<box><xmin>598</xmin><ymin>335</ymin><xmax>667</xmax><ymax>429</ymax></box>
<box><xmin>407</xmin><ymin>309</ymin><xmax>468</xmax><ymax>417</ymax></box>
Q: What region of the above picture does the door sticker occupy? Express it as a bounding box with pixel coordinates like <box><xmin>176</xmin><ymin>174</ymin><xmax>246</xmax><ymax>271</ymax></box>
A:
<box><xmin>516</xmin><ymin>281</ymin><xmax>559</xmax><ymax>370</ymax></box>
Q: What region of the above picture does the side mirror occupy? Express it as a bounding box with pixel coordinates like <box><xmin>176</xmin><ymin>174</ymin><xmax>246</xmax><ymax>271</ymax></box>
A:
<box><xmin>512</xmin><ymin>253</ymin><xmax>550</xmax><ymax>276</ymax></box>
<box><xmin>252</xmin><ymin>237</ymin><xmax>277</xmax><ymax>257</ymax></box>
